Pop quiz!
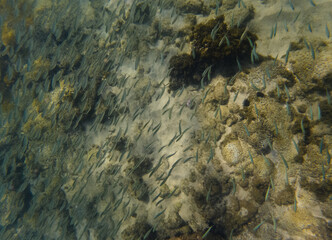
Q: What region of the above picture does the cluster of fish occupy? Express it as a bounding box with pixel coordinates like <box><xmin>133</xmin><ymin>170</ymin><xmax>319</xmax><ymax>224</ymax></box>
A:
<box><xmin>0</xmin><ymin>0</ymin><xmax>331</xmax><ymax>239</ymax></box>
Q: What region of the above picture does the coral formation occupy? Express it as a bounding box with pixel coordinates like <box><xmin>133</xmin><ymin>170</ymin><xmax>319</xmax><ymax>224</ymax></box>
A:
<box><xmin>169</xmin><ymin>15</ymin><xmax>257</xmax><ymax>90</ymax></box>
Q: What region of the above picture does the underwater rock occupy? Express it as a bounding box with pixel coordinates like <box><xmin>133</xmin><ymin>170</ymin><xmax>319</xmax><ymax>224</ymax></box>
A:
<box><xmin>175</xmin><ymin>0</ymin><xmax>207</xmax><ymax>15</ymax></box>
<box><xmin>221</xmin><ymin>0</ymin><xmax>238</xmax><ymax>10</ymax></box>
<box><xmin>321</xmin><ymin>201</ymin><xmax>332</xmax><ymax>220</ymax></box>
<box><xmin>190</xmin><ymin>14</ymin><xmax>256</xmax><ymax>62</ymax></box>
<box><xmin>207</xmin><ymin>80</ymin><xmax>230</xmax><ymax>105</ymax></box>
<box><xmin>166</xmin><ymin>225</ymin><xmax>193</xmax><ymax>239</ymax></box>
<box><xmin>279</xmin><ymin>207</ymin><xmax>330</xmax><ymax>240</ymax></box>
<box><xmin>128</xmin><ymin>177</ymin><xmax>149</xmax><ymax>202</ymax></box>
<box><xmin>250</xmin><ymin>176</ymin><xmax>269</xmax><ymax>204</ymax></box>
<box><xmin>167</xmin><ymin>232</ymin><xmax>208</xmax><ymax>240</ymax></box>
<box><xmin>121</xmin><ymin>219</ymin><xmax>156</xmax><ymax>240</ymax></box>
<box><xmin>150</xmin><ymin>18</ymin><xmax>175</xmax><ymax>42</ymax></box>
<box><xmin>221</xmin><ymin>140</ymin><xmax>244</xmax><ymax>166</ymax></box>
<box><xmin>274</xmin><ymin>185</ymin><xmax>295</xmax><ymax>206</ymax></box>
<box><xmin>291</xmin><ymin>43</ymin><xmax>332</xmax><ymax>91</ymax></box>
<box><xmin>169</xmin><ymin>15</ymin><xmax>257</xmax><ymax>90</ymax></box>
<box><xmin>183</xmin><ymin>14</ymin><xmax>197</xmax><ymax>26</ymax></box>
<box><xmin>164</xmin><ymin>208</ymin><xmax>188</xmax><ymax>234</ymax></box>
<box><xmin>300</xmin><ymin>143</ymin><xmax>332</xmax><ymax>201</ymax></box>
<box><xmin>169</xmin><ymin>54</ymin><xmax>196</xmax><ymax>90</ymax></box>
<box><xmin>223</xmin><ymin>2</ymin><xmax>255</xmax><ymax>28</ymax></box>
<box><xmin>222</xmin><ymin>197</ymin><xmax>258</xmax><ymax>234</ymax></box>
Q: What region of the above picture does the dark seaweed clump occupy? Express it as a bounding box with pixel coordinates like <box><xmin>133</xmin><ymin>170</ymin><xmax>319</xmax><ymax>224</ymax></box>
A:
<box><xmin>169</xmin><ymin>15</ymin><xmax>258</xmax><ymax>91</ymax></box>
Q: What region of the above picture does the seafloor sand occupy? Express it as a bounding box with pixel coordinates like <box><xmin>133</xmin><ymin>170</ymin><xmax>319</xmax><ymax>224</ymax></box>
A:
<box><xmin>0</xmin><ymin>0</ymin><xmax>331</xmax><ymax>239</ymax></box>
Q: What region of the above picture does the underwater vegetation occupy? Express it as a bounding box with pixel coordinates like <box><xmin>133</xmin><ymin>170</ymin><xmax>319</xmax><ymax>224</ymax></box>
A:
<box><xmin>169</xmin><ymin>14</ymin><xmax>257</xmax><ymax>91</ymax></box>
<box><xmin>0</xmin><ymin>0</ymin><xmax>331</xmax><ymax>240</ymax></box>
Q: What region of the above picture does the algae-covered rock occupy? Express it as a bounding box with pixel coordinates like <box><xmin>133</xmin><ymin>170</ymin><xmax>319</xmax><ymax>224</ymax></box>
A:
<box><xmin>223</xmin><ymin>1</ymin><xmax>254</xmax><ymax>28</ymax></box>
<box><xmin>169</xmin><ymin>54</ymin><xmax>196</xmax><ymax>90</ymax></box>
<box><xmin>300</xmin><ymin>143</ymin><xmax>332</xmax><ymax>201</ymax></box>
<box><xmin>291</xmin><ymin>43</ymin><xmax>332</xmax><ymax>92</ymax></box>
<box><xmin>164</xmin><ymin>207</ymin><xmax>187</xmax><ymax>230</ymax></box>
<box><xmin>279</xmin><ymin>207</ymin><xmax>330</xmax><ymax>240</ymax></box>
<box><xmin>250</xmin><ymin>176</ymin><xmax>269</xmax><ymax>204</ymax></box>
<box><xmin>169</xmin><ymin>15</ymin><xmax>258</xmax><ymax>90</ymax></box>
<box><xmin>221</xmin><ymin>140</ymin><xmax>244</xmax><ymax>166</ymax></box>
<box><xmin>175</xmin><ymin>0</ymin><xmax>207</xmax><ymax>15</ymax></box>
<box><xmin>221</xmin><ymin>0</ymin><xmax>238</xmax><ymax>10</ymax></box>
<box><xmin>206</xmin><ymin>80</ymin><xmax>230</xmax><ymax>106</ymax></box>
<box><xmin>274</xmin><ymin>185</ymin><xmax>295</xmax><ymax>206</ymax></box>
<box><xmin>121</xmin><ymin>219</ymin><xmax>156</xmax><ymax>240</ymax></box>
<box><xmin>222</xmin><ymin>197</ymin><xmax>258</xmax><ymax>233</ymax></box>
